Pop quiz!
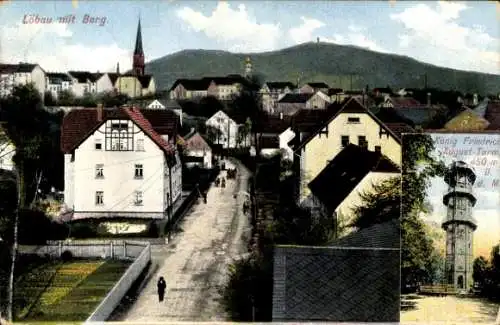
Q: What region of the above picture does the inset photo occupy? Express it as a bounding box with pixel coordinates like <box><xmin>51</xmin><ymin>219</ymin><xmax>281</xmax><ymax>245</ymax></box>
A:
<box><xmin>400</xmin><ymin>132</ymin><xmax>500</xmax><ymax>323</ymax></box>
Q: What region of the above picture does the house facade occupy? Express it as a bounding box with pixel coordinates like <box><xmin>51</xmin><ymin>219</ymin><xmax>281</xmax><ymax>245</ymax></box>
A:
<box><xmin>299</xmin><ymin>82</ymin><xmax>329</xmax><ymax>94</ymax></box>
<box><xmin>60</xmin><ymin>105</ymin><xmax>182</xmax><ymax>221</ymax></box>
<box><xmin>205</xmin><ymin>110</ymin><xmax>240</xmax><ymax>149</ymax></box>
<box><xmin>169</xmin><ymin>79</ymin><xmax>210</xmax><ymax>100</ymax></box>
<box><xmin>182</xmin><ymin>129</ymin><xmax>213</xmax><ymax>169</ymax></box>
<box><xmin>0</xmin><ymin>63</ymin><xmax>46</xmax><ymax>98</ymax></box>
<box><xmin>0</xmin><ymin>128</ymin><xmax>15</xmax><ymax>171</ymax></box>
<box><xmin>293</xmin><ymin>98</ymin><xmax>402</xmax><ymax>203</ymax></box>
<box><xmin>46</xmin><ymin>72</ymin><xmax>73</xmax><ymax>98</ymax></box>
<box><xmin>276</xmin><ymin>91</ymin><xmax>331</xmax><ymax>116</ymax></box>
<box><xmin>115</xmin><ymin>74</ymin><xmax>156</xmax><ymax>98</ymax></box>
<box><xmin>259</xmin><ymin>82</ymin><xmax>296</xmax><ymax>113</ymax></box>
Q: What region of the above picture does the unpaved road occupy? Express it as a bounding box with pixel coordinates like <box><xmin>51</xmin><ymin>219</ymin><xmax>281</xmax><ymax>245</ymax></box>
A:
<box><xmin>113</xmin><ymin>159</ymin><xmax>251</xmax><ymax>322</ymax></box>
<box><xmin>401</xmin><ymin>294</ymin><xmax>499</xmax><ymax>324</ymax></box>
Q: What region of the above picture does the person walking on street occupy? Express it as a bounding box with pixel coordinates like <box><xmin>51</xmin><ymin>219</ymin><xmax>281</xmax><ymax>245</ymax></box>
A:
<box><xmin>157</xmin><ymin>276</ymin><xmax>167</xmax><ymax>302</ymax></box>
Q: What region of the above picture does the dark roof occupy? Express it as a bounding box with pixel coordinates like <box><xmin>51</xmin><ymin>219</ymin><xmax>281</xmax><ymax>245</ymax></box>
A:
<box><xmin>278</xmin><ymin>93</ymin><xmax>313</xmax><ymax>103</ymax></box>
<box><xmin>373</xmin><ymin>87</ymin><xmax>393</xmax><ymax>94</ymax></box>
<box><xmin>384</xmin><ymin>122</ymin><xmax>416</xmax><ymax>139</ymax></box>
<box><xmin>386</xmin><ymin>96</ymin><xmax>422</xmax><ymax>107</ymax></box>
<box><xmin>0</xmin><ymin>63</ymin><xmax>38</xmax><ymax>74</ymax></box>
<box><xmin>272</xmin><ymin>242</ymin><xmax>400</xmax><ymax>322</ymax></box>
<box><xmin>137</xmin><ymin>75</ymin><xmax>153</xmax><ymax>88</ymax></box>
<box><xmin>485</xmin><ymin>100</ymin><xmax>500</xmax><ymax>130</ymax></box>
<box><xmin>291</xmin><ymin>106</ymin><xmax>338</xmax><ymax>133</ymax></box>
<box><xmin>68</xmin><ymin>71</ymin><xmax>98</xmax><ymax>83</ymax></box>
<box><xmin>308</xmin><ymin>144</ymin><xmax>400</xmax><ymax>212</ymax></box>
<box><xmin>47</xmin><ymin>72</ymin><xmax>72</xmax><ymax>83</ymax></box>
<box><xmin>225</xmin><ymin>110</ymin><xmax>250</xmax><ymax>124</ymax></box>
<box><xmin>149</xmin><ymin>99</ymin><xmax>181</xmax><ymax>110</ymax></box>
<box><xmin>258</xmin><ymin>136</ymin><xmax>280</xmax><ymax>149</ymax></box>
<box><xmin>306</xmin><ymin>82</ymin><xmax>329</xmax><ymax>89</ymax></box>
<box><xmin>61</xmin><ymin>107</ymin><xmax>179</xmax><ymax>153</ymax></box>
<box><xmin>295</xmin><ymin>97</ymin><xmax>402</xmax><ymax>151</ymax></box>
<box><xmin>328</xmin><ymin>219</ymin><xmax>400</xmax><ymax>249</ymax></box>
<box><xmin>327</xmin><ymin>88</ymin><xmax>343</xmax><ymax>96</ymax></box>
<box><xmin>170</xmin><ymin>78</ymin><xmax>211</xmax><ymax>91</ymax></box>
<box><xmin>255</xmin><ymin>115</ymin><xmax>291</xmax><ymax>133</ymax></box>
<box><xmin>265</xmin><ymin>82</ymin><xmax>296</xmax><ymax>90</ymax></box>
<box><xmin>344</xmin><ymin>90</ymin><xmax>364</xmax><ymax>95</ymax></box>
<box><xmin>107</xmin><ymin>73</ymin><xmax>120</xmax><ymax>84</ymax></box>
<box><xmin>202</xmin><ymin>75</ymin><xmax>250</xmax><ymax>86</ymax></box>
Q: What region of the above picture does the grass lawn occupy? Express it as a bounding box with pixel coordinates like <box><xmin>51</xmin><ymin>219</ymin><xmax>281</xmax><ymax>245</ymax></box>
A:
<box><xmin>14</xmin><ymin>259</ymin><xmax>131</xmax><ymax>322</ymax></box>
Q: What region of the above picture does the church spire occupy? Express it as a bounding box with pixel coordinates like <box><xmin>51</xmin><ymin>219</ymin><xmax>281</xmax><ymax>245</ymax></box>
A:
<box><xmin>132</xmin><ymin>17</ymin><xmax>145</xmax><ymax>76</ymax></box>
<box><xmin>134</xmin><ymin>18</ymin><xmax>144</xmax><ymax>56</ymax></box>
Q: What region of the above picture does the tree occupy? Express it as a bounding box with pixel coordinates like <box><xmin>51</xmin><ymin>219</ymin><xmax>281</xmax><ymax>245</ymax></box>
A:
<box><xmin>43</xmin><ymin>91</ymin><xmax>56</xmax><ymax>106</ymax></box>
<box><xmin>237</xmin><ymin>118</ymin><xmax>252</xmax><ymax>147</ymax></box>
<box><xmin>57</xmin><ymin>89</ymin><xmax>75</xmax><ymax>106</ymax></box>
<box><xmin>473</xmin><ymin>256</ymin><xmax>489</xmax><ymax>288</ymax></box>
<box><xmin>0</xmin><ymin>84</ymin><xmax>51</xmax><ymax>321</ymax></box>
<box><xmin>98</xmin><ymin>91</ymin><xmax>129</xmax><ymax>107</ymax></box>
<box><xmin>206</xmin><ymin>125</ymin><xmax>222</xmax><ymax>145</ymax></box>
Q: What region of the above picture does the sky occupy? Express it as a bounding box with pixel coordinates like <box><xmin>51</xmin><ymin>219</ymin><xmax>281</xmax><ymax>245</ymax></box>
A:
<box><xmin>422</xmin><ymin>133</ymin><xmax>500</xmax><ymax>259</ymax></box>
<box><xmin>0</xmin><ymin>1</ymin><xmax>499</xmax><ymax>75</ymax></box>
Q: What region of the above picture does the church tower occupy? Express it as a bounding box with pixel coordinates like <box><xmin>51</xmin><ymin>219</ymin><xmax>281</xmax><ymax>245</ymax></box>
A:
<box><xmin>132</xmin><ymin>18</ymin><xmax>145</xmax><ymax>76</ymax></box>
<box><xmin>442</xmin><ymin>161</ymin><xmax>477</xmax><ymax>292</ymax></box>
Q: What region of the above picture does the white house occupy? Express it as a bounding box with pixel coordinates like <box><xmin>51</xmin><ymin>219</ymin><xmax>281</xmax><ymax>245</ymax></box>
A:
<box><xmin>0</xmin><ymin>63</ymin><xmax>46</xmax><ymax>97</ymax></box>
<box><xmin>67</xmin><ymin>71</ymin><xmax>115</xmax><ymax>97</ymax></box>
<box><xmin>46</xmin><ymin>72</ymin><xmax>73</xmax><ymax>99</ymax></box>
<box><xmin>0</xmin><ymin>128</ymin><xmax>15</xmax><ymax>171</ymax></box>
<box><xmin>308</xmin><ymin>144</ymin><xmax>400</xmax><ymax>231</ymax></box>
<box><xmin>205</xmin><ymin>110</ymin><xmax>241</xmax><ymax>149</ymax></box>
<box><xmin>259</xmin><ymin>82</ymin><xmax>296</xmax><ymax>113</ymax></box>
<box><xmin>60</xmin><ymin>105</ymin><xmax>182</xmax><ymax>221</ymax></box>
<box><xmin>181</xmin><ymin>129</ymin><xmax>213</xmax><ymax>169</ymax></box>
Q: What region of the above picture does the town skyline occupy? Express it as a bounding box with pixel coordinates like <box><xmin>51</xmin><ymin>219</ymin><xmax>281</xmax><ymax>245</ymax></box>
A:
<box><xmin>0</xmin><ymin>1</ymin><xmax>498</xmax><ymax>74</ymax></box>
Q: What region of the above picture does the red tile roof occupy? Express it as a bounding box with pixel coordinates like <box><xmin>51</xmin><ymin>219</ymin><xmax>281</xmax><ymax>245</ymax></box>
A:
<box><xmin>61</xmin><ymin>107</ymin><xmax>178</xmax><ymax>153</ymax></box>
<box><xmin>124</xmin><ymin>107</ymin><xmax>175</xmax><ymax>154</ymax></box>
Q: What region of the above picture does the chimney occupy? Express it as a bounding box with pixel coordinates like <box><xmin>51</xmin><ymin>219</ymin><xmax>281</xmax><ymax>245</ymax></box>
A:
<box><xmin>473</xmin><ymin>93</ymin><xmax>478</xmax><ymax>106</ymax></box>
<box><xmin>173</xmin><ymin>108</ymin><xmax>183</xmax><ymax>126</ymax></box>
<box><xmin>97</xmin><ymin>103</ymin><xmax>103</xmax><ymax>121</ymax></box>
<box><xmin>426</xmin><ymin>92</ymin><xmax>431</xmax><ymax>106</ymax></box>
<box><xmin>191</xmin><ymin>127</ymin><xmax>195</xmax><ymax>134</ymax></box>
<box><xmin>279</xmin><ymin>112</ymin><xmax>283</xmax><ymax>120</ymax></box>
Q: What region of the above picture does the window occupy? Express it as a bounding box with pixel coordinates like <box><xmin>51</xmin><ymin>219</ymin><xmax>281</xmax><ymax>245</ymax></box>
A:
<box><xmin>136</xmin><ymin>139</ymin><xmax>145</xmax><ymax>151</ymax></box>
<box><xmin>105</xmin><ymin>120</ymin><xmax>134</xmax><ymax>151</ymax></box>
<box><xmin>341</xmin><ymin>135</ymin><xmax>350</xmax><ymax>147</ymax></box>
<box><xmin>347</xmin><ymin>117</ymin><xmax>360</xmax><ymax>123</ymax></box>
<box><xmin>95</xmin><ymin>191</ymin><xmax>104</xmax><ymax>205</ymax></box>
<box><xmin>358</xmin><ymin>136</ymin><xmax>368</xmax><ymax>149</ymax></box>
<box><xmin>134</xmin><ymin>164</ymin><xmax>143</xmax><ymax>179</ymax></box>
<box><xmin>134</xmin><ymin>191</ymin><xmax>143</xmax><ymax>206</ymax></box>
<box><xmin>374</xmin><ymin>146</ymin><xmax>381</xmax><ymax>153</ymax></box>
<box><xmin>95</xmin><ymin>164</ymin><xmax>104</xmax><ymax>178</ymax></box>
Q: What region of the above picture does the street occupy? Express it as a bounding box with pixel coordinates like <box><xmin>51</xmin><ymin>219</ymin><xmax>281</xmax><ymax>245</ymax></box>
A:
<box><xmin>401</xmin><ymin>294</ymin><xmax>499</xmax><ymax>324</ymax></box>
<box><xmin>113</xmin><ymin>159</ymin><xmax>251</xmax><ymax>322</ymax></box>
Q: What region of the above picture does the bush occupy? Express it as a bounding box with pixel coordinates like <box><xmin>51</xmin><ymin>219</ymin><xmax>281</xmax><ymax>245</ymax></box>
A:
<box><xmin>220</xmin><ymin>253</ymin><xmax>273</xmax><ymax>321</ymax></box>
<box><xmin>18</xmin><ymin>209</ymin><xmax>68</xmax><ymax>244</ymax></box>
<box><xmin>61</xmin><ymin>250</ymin><xmax>73</xmax><ymax>262</ymax></box>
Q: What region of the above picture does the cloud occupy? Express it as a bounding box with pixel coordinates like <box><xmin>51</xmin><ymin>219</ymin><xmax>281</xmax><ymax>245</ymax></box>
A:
<box><xmin>327</xmin><ymin>25</ymin><xmax>388</xmax><ymax>53</ymax></box>
<box><xmin>287</xmin><ymin>17</ymin><xmax>387</xmax><ymax>54</ymax></box>
<box><xmin>390</xmin><ymin>1</ymin><xmax>500</xmax><ymax>73</ymax></box>
<box><xmin>176</xmin><ymin>2</ymin><xmax>281</xmax><ymax>52</ymax></box>
<box><xmin>0</xmin><ymin>22</ymin><xmax>131</xmax><ymax>72</ymax></box>
<box><xmin>288</xmin><ymin>16</ymin><xmax>325</xmax><ymax>44</ymax></box>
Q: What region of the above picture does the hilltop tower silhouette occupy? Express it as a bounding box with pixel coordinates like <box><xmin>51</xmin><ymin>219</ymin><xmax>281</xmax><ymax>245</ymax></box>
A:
<box><xmin>442</xmin><ymin>161</ymin><xmax>477</xmax><ymax>291</ymax></box>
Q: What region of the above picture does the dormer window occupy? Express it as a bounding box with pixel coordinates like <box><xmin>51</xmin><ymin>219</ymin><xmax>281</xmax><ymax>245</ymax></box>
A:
<box><xmin>95</xmin><ymin>139</ymin><xmax>102</xmax><ymax>150</ymax></box>
<box><xmin>347</xmin><ymin>117</ymin><xmax>360</xmax><ymax>124</ymax></box>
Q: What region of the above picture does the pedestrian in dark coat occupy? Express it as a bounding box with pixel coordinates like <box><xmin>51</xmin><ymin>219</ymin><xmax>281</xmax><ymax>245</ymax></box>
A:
<box><xmin>157</xmin><ymin>276</ymin><xmax>167</xmax><ymax>302</ymax></box>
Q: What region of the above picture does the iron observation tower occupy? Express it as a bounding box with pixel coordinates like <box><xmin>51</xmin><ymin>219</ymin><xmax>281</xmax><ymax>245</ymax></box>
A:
<box><xmin>442</xmin><ymin>161</ymin><xmax>477</xmax><ymax>292</ymax></box>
